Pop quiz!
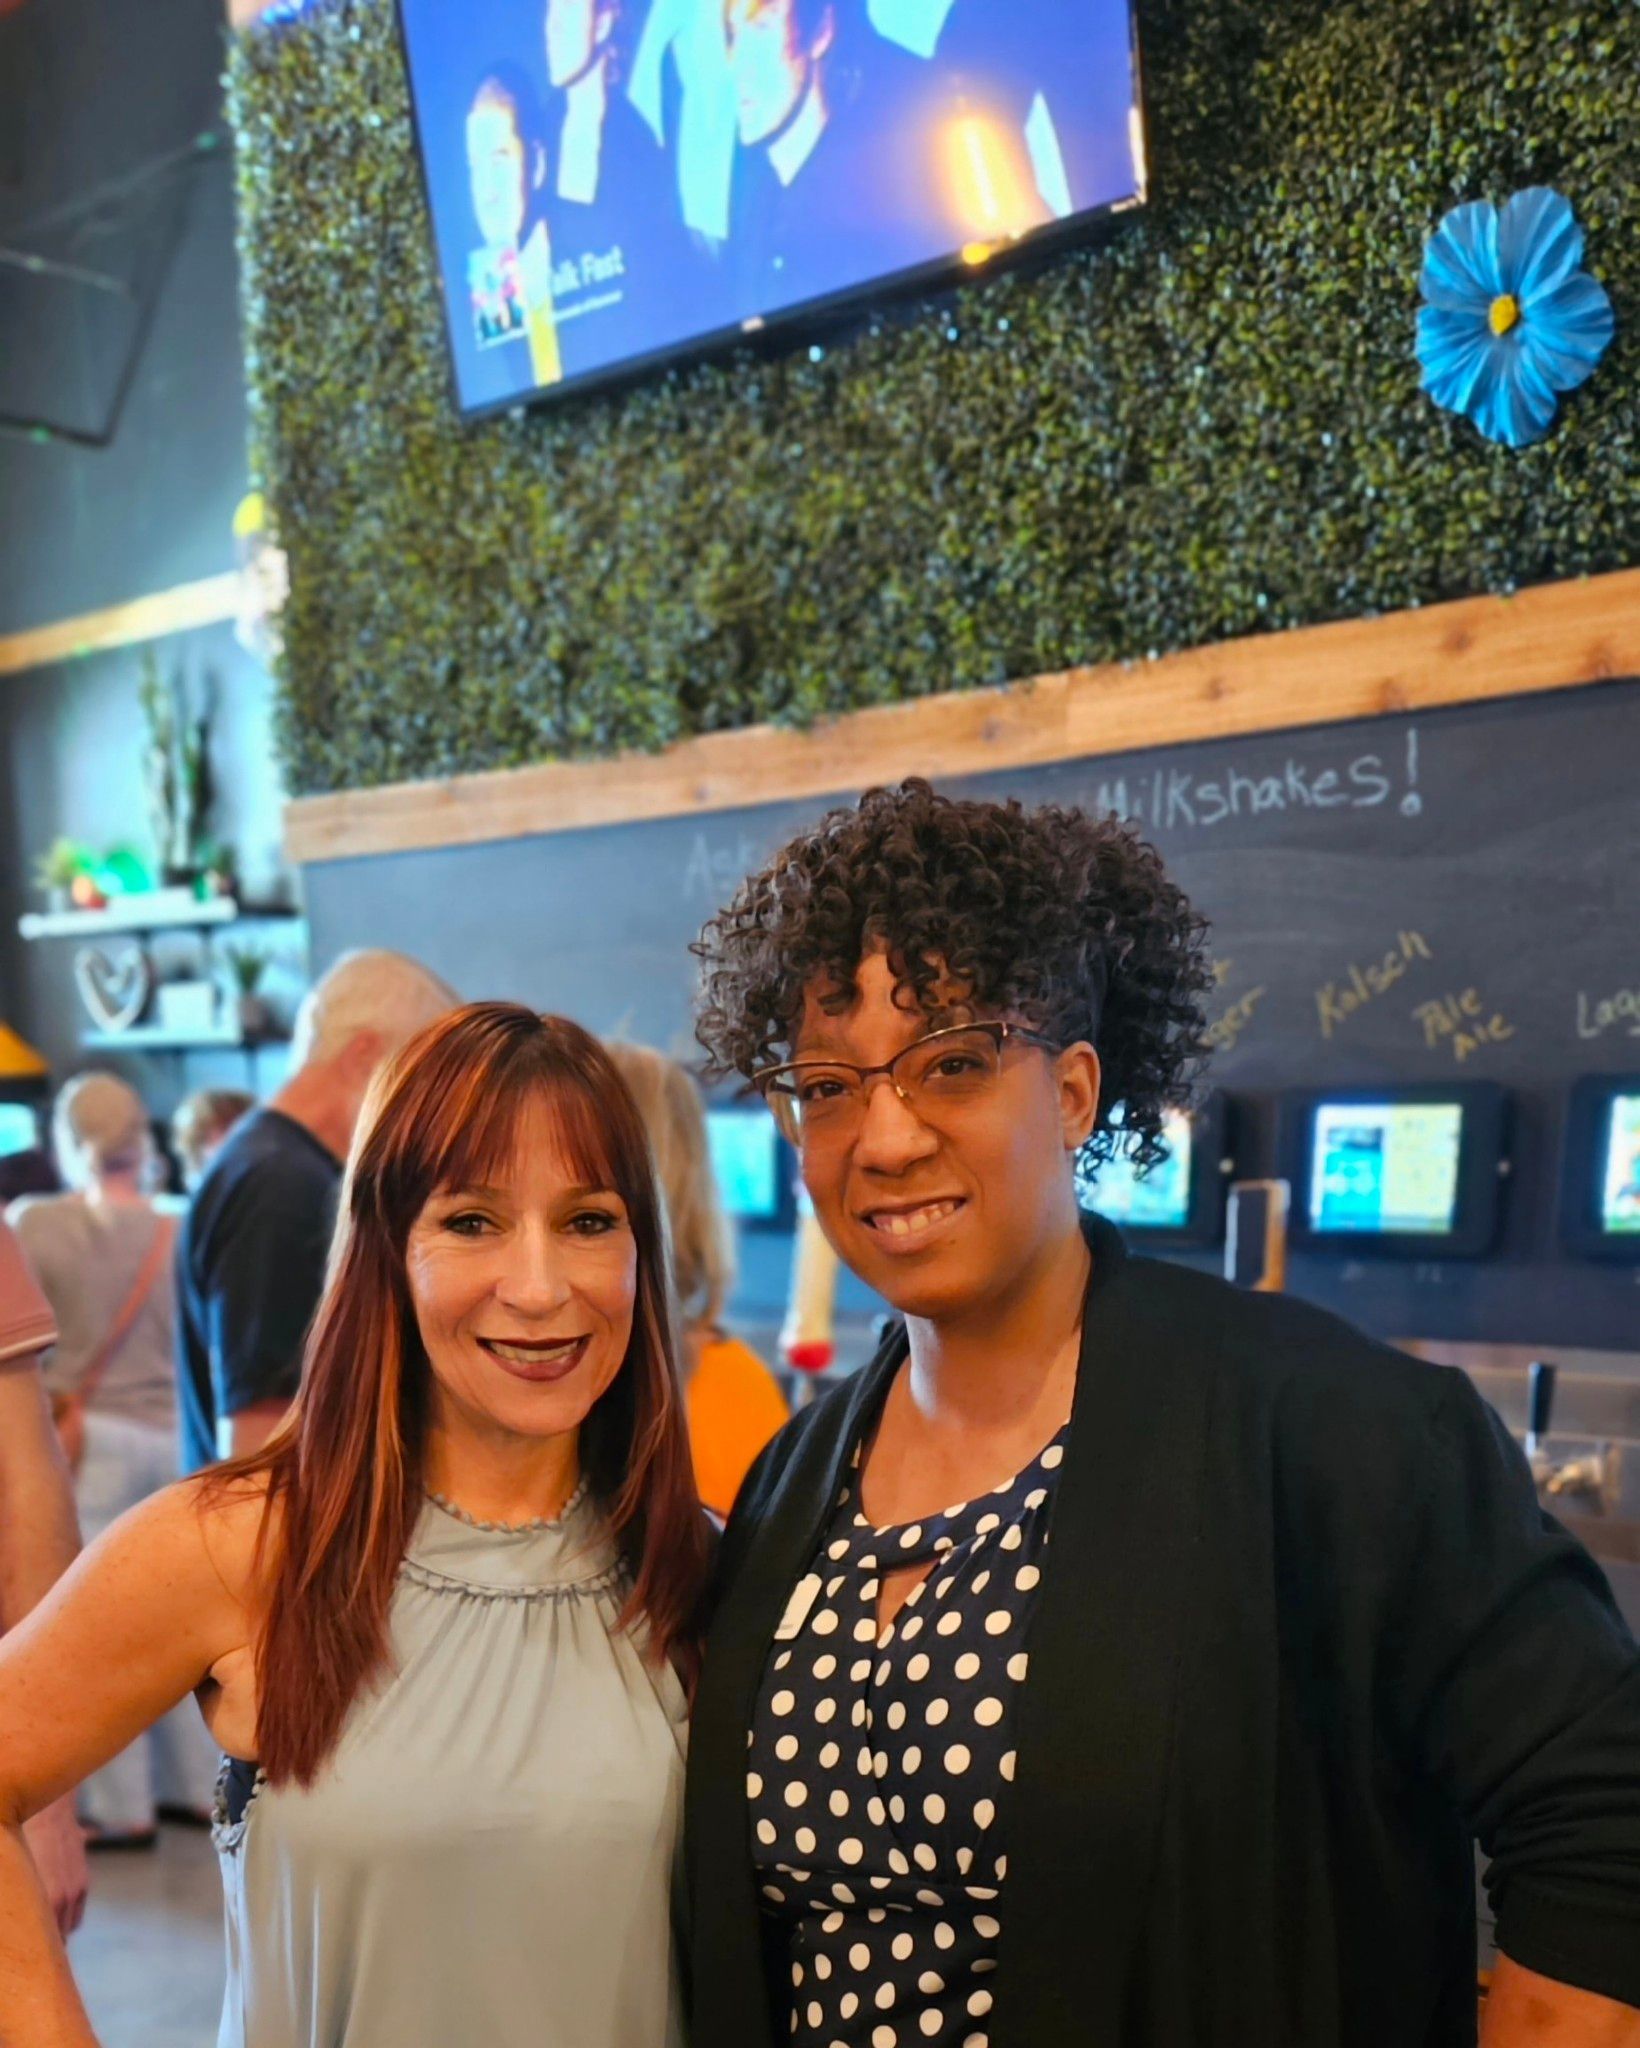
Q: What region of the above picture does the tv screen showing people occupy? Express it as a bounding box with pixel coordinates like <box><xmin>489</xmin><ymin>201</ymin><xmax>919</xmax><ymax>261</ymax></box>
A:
<box><xmin>1599</xmin><ymin>1089</ymin><xmax>1640</xmax><ymax>1236</ymax></box>
<box><xmin>1307</xmin><ymin>1100</ymin><xmax>1464</xmax><ymax>1237</ymax></box>
<box><xmin>396</xmin><ymin>0</ymin><xmax>1144</xmax><ymax>411</ymax></box>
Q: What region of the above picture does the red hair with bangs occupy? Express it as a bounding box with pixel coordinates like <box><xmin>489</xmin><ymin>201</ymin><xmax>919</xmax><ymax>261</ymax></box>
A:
<box><xmin>222</xmin><ymin>1003</ymin><xmax>712</xmax><ymax>1788</ymax></box>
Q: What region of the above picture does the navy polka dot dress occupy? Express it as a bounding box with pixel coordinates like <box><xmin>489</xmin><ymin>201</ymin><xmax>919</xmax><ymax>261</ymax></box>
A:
<box><xmin>747</xmin><ymin>1422</ymin><xmax>1067</xmax><ymax>2048</ymax></box>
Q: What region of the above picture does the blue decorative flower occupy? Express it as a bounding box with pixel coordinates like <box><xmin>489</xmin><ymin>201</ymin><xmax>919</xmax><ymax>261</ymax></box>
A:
<box><xmin>1416</xmin><ymin>187</ymin><xmax>1615</xmax><ymax>447</ymax></box>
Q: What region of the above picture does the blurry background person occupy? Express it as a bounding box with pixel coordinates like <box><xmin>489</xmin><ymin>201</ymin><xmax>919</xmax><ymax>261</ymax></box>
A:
<box><xmin>8</xmin><ymin>1074</ymin><xmax>220</xmax><ymax>1847</ymax></box>
<box><xmin>170</xmin><ymin>1087</ymin><xmax>255</xmax><ymax>1195</ymax></box>
<box><xmin>175</xmin><ymin>949</ymin><xmax>459</xmax><ymax>1471</ymax></box>
<box><xmin>606</xmin><ymin>1043</ymin><xmax>787</xmax><ymax>1517</ymax></box>
<box><xmin>0</xmin><ymin>1217</ymin><xmax>88</xmax><ymax>1937</ymax></box>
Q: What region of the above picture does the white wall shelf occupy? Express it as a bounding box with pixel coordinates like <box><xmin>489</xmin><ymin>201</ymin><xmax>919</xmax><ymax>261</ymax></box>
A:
<box><xmin>17</xmin><ymin>892</ymin><xmax>300</xmax><ymax>941</ymax></box>
<box><xmin>21</xmin><ymin>893</ymin><xmax>234</xmax><ymax>940</ymax></box>
<box><xmin>79</xmin><ymin>1024</ymin><xmax>288</xmax><ymax>1053</ymax></box>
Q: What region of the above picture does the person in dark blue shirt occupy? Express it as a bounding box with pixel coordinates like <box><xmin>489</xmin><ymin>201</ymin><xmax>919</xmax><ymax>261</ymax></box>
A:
<box><xmin>174</xmin><ymin>1108</ymin><xmax>339</xmax><ymax>1475</ymax></box>
<box><xmin>175</xmin><ymin>951</ymin><xmax>458</xmax><ymax>1470</ymax></box>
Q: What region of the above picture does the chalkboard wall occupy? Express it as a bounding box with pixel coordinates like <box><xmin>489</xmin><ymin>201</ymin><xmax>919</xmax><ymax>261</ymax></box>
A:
<box><xmin>302</xmin><ymin>678</ymin><xmax>1640</xmax><ymax>1350</ymax></box>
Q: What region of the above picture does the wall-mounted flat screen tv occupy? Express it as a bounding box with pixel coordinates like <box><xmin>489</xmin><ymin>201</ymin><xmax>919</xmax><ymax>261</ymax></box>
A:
<box><xmin>395</xmin><ymin>0</ymin><xmax>1145</xmax><ymax>415</ymax></box>
<box><xmin>1560</xmin><ymin>1074</ymin><xmax>1640</xmax><ymax>1261</ymax></box>
<box><xmin>1283</xmin><ymin>1083</ymin><xmax>1510</xmax><ymax>1259</ymax></box>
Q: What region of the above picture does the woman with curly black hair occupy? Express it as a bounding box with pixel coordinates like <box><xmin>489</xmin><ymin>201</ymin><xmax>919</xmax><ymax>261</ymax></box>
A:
<box><xmin>683</xmin><ymin>780</ymin><xmax>1640</xmax><ymax>2048</ymax></box>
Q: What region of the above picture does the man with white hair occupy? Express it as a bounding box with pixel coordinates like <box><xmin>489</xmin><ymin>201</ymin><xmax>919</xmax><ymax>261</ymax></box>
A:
<box><xmin>175</xmin><ymin>949</ymin><xmax>459</xmax><ymax>1470</ymax></box>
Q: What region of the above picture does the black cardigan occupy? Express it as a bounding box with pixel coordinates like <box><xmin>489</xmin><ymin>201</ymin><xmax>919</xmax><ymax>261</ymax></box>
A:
<box><xmin>686</xmin><ymin>1216</ymin><xmax>1640</xmax><ymax>2047</ymax></box>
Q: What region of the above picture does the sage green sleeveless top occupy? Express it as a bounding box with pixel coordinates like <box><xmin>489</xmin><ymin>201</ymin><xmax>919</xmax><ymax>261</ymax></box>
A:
<box><xmin>213</xmin><ymin>1482</ymin><xmax>688</xmax><ymax>2048</ymax></box>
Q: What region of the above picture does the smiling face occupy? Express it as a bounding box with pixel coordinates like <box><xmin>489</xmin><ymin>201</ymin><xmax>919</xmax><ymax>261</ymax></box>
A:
<box><xmin>790</xmin><ymin>949</ymin><xmax>1098</xmax><ymax>1325</ymax></box>
<box><xmin>404</xmin><ymin>1091</ymin><xmax>636</xmax><ymax>1451</ymax></box>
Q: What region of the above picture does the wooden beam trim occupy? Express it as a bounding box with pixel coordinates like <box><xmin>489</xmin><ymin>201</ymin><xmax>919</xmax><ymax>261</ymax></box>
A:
<box><xmin>0</xmin><ymin>574</ymin><xmax>241</xmax><ymax>678</ymax></box>
<box><xmin>283</xmin><ymin>569</ymin><xmax>1640</xmax><ymax>866</ymax></box>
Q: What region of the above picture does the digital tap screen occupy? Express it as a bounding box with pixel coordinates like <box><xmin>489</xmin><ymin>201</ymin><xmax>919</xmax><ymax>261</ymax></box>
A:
<box><xmin>1307</xmin><ymin>1100</ymin><xmax>1464</xmax><ymax>1236</ymax></box>
<box><xmin>1599</xmin><ymin>1091</ymin><xmax>1640</xmax><ymax>1236</ymax></box>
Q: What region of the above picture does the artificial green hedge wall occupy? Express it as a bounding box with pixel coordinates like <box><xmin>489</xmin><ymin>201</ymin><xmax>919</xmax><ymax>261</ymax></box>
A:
<box><xmin>232</xmin><ymin>0</ymin><xmax>1638</xmax><ymax>796</ymax></box>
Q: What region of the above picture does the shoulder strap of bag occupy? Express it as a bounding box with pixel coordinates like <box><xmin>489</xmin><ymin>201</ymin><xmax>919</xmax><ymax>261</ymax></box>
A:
<box><xmin>76</xmin><ymin>1213</ymin><xmax>177</xmax><ymax>1409</ymax></box>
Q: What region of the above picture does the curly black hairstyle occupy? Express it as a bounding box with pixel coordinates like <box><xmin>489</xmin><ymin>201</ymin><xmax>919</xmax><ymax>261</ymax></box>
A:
<box><xmin>692</xmin><ymin>779</ymin><xmax>1215</xmax><ymax>1174</ymax></box>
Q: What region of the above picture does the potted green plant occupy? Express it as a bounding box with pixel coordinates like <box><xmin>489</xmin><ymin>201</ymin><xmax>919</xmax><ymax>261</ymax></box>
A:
<box><xmin>32</xmin><ymin>838</ymin><xmax>88</xmax><ymax>914</ymax></box>
<box><xmin>139</xmin><ymin>652</ymin><xmax>215</xmax><ymax>887</ymax></box>
<box><xmin>223</xmin><ymin>942</ymin><xmax>273</xmax><ymax>1040</ymax></box>
<box><xmin>196</xmin><ymin>840</ymin><xmax>240</xmax><ymax>902</ymax></box>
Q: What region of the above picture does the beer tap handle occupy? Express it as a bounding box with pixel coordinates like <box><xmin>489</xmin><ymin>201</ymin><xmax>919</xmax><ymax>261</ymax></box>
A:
<box><xmin>1526</xmin><ymin>1360</ymin><xmax>1557</xmax><ymax>1463</ymax></box>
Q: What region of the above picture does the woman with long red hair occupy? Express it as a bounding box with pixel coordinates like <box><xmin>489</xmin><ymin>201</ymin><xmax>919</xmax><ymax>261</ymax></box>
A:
<box><xmin>0</xmin><ymin>1004</ymin><xmax>712</xmax><ymax>2048</ymax></box>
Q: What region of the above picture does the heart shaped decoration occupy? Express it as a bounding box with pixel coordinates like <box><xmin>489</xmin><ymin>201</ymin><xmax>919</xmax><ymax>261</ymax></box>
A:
<box><xmin>73</xmin><ymin>941</ymin><xmax>153</xmax><ymax>1033</ymax></box>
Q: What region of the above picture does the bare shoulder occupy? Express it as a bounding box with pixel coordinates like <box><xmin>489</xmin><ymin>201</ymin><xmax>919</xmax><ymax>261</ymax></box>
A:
<box><xmin>187</xmin><ymin>1471</ymin><xmax>284</xmax><ymax>1603</ymax></box>
<box><xmin>106</xmin><ymin>1469</ymin><xmax>280</xmax><ymax>1617</ymax></box>
<box><xmin>0</xmin><ymin>1469</ymin><xmax>281</xmax><ymax>1716</ymax></box>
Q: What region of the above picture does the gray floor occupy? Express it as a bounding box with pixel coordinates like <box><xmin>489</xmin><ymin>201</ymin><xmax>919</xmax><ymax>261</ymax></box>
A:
<box><xmin>72</xmin><ymin>1826</ymin><xmax>223</xmax><ymax>2048</ymax></box>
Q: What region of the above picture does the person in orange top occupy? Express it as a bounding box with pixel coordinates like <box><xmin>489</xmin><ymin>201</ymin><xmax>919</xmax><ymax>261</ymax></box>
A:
<box><xmin>606</xmin><ymin>1044</ymin><xmax>788</xmax><ymax>1517</ymax></box>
